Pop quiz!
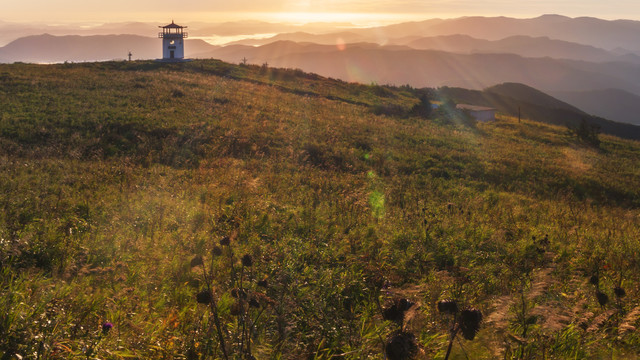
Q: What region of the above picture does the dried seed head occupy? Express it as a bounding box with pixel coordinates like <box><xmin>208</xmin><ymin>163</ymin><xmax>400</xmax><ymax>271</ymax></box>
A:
<box><xmin>539</xmin><ymin>234</ymin><xmax>550</xmax><ymax>247</ymax></box>
<box><xmin>257</xmin><ymin>279</ymin><xmax>268</xmax><ymax>288</ymax></box>
<box><xmin>231</xmin><ymin>288</ymin><xmax>247</xmax><ymax>299</ymax></box>
<box><xmin>437</xmin><ymin>299</ymin><xmax>459</xmax><ymax>315</ymax></box>
<box><xmin>253</xmin><ymin>292</ymin><xmax>275</xmax><ymax>307</ymax></box>
<box><xmin>190</xmin><ymin>255</ymin><xmax>204</xmax><ymax>268</ymax></box>
<box><xmin>596</xmin><ymin>290</ymin><xmax>609</xmax><ymax>307</ymax></box>
<box><xmin>385</xmin><ymin>331</ymin><xmax>418</xmax><ymax>360</ymax></box>
<box><xmin>614</xmin><ymin>286</ymin><xmax>626</xmax><ymax>298</ymax></box>
<box><xmin>212</xmin><ymin>246</ymin><xmax>222</xmax><ymax>256</ymax></box>
<box><xmin>241</xmin><ymin>254</ymin><xmax>253</xmax><ymax>267</ymax></box>
<box><xmin>230</xmin><ymin>301</ymin><xmax>244</xmax><ymax>316</ymax></box>
<box><xmin>459</xmin><ymin>308</ymin><xmax>483</xmax><ymax>340</ymax></box>
<box><xmin>383</xmin><ymin>298</ymin><xmax>414</xmax><ymax>324</ymax></box>
<box><xmin>589</xmin><ymin>275</ymin><xmax>599</xmax><ymax>286</ymax></box>
<box><xmin>219</xmin><ymin>236</ymin><xmax>230</xmax><ymax>246</ymax></box>
<box><xmin>196</xmin><ymin>290</ymin><xmax>213</xmax><ymax>304</ymax></box>
<box><xmin>249</xmin><ymin>297</ymin><xmax>260</xmax><ymax>308</ymax></box>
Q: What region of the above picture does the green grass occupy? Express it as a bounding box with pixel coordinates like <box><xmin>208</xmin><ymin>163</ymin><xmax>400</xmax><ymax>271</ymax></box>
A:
<box><xmin>1</xmin><ymin>60</ymin><xmax>640</xmax><ymax>359</ymax></box>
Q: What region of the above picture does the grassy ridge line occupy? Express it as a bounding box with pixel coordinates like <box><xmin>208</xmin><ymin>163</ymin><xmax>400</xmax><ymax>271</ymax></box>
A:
<box><xmin>0</xmin><ymin>60</ymin><xmax>640</xmax><ymax>359</ymax></box>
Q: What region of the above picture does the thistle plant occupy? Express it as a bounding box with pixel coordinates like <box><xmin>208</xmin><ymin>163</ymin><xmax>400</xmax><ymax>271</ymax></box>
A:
<box><xmin>83</xmin><ymin>322</ymin><xmax>114</xmax><ymax>360</ymax></box>
<box><xmin>190</xmin><ymin>235</ymin><xmax>272</xmax><ymax>359</ymax></box>
<box><xmin>381</xmin><ymin>298</ymin><xmax>417</xmax><ymax>360</ymax></box>
<box><xmin>437</xmin><ymin>299</ymin><xmax>482</xmax><ymax>360</ymax></box>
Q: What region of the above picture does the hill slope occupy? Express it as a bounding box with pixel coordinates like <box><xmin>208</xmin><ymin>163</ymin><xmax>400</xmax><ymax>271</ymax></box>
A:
<box><xmin>552</xmin><ymin>88</ymin><xmax>640</xmax><ymax>126</ymax></box>
<box><xmin>1</xmin><ymin>60</ymin><xmax>639</xmax><ymax>359</ymax></box>
<box><xmin>436</xmin><ymin>83</ymin><xmax>640</xmax><ymax>140</ymax></box>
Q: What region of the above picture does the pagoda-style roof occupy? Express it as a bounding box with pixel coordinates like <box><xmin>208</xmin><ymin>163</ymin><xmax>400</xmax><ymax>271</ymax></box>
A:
<box><xmin>159</xmin><ymin>20</ymin><xmax>186</xmax><ymax>29</ymax></box>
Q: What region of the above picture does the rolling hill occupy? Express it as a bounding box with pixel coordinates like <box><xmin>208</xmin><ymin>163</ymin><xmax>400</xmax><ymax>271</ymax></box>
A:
<box><xmin>1</xmin><ymin>59</ymin><xmax>640</xmax><ymax>359</ymax></box>
<box><xmin>362</xmin><ymin>15</ymin><xmax>640</xmax><ymax>54</ymax></box>
<box><xmin>552</xmin><ymin>88</ymin><xmax>640</xmax><ymax>126</ymax></box>
<box><xmin>3</xmin><ymin>14</ymin><xmax>640</xmax><ymax>131</ymax></box>
<box><xmin>194</xmin><ymin>43</ymin><xmax>640</xmax><ymax>96</ymax></box>
<box><xmin>437</xmin><ymin>83</ymin><xmax>640</xmax><ymax>140</ymax></box>
<box><xmin>230</xmin><ymin>32</ymin><xmax>638</xmax><ymax>63</ymax></box>
<box><xmin>406</xmin><ymin>35</ymin><xmax>637</xmax><ymax>63</ymax></box>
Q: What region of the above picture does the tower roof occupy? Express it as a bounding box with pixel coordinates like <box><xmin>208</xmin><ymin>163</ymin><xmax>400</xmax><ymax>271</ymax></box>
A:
<box><xmin>159</xmin><ymin>20</ymin><xmax>186</xmax><ymax>29</ymax></box>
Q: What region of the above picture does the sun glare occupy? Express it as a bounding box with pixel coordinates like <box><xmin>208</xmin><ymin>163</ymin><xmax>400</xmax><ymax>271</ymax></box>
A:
<box><xmin>258</xmin><ymin>12</ymin><xmax>424</xmax><ymax>27</ymax></box>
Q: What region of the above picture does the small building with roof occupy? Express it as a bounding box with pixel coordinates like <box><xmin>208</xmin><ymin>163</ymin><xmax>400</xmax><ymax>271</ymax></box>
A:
<box><xmin>158</xmin><ymin>21</ymin><xmax>188</xmax><ymax>61</ymax></box>
<box><xmin>456</xmin><ymin>104</ymin><xmax>496</xmax><ymax>122</ymax></box>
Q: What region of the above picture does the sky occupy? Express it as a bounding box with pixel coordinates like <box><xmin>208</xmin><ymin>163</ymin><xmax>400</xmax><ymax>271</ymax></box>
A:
<box><xmin>3</xmin><ymin>0</ymin><xmax>640</xmax><ymax>24</ymax></box>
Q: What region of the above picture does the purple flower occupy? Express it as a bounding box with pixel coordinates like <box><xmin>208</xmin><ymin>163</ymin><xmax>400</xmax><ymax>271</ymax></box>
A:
<box><xmin>102</xmin><ymin>322</ymin><xmax>113</xmax><ymax>334</ymax></box>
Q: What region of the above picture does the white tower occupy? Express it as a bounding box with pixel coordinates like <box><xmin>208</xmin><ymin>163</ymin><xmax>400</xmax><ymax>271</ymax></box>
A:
<box><xmin>158</xmin><ymin>21</ymin><xmax>187</xmax><ymax>61</ymax></box>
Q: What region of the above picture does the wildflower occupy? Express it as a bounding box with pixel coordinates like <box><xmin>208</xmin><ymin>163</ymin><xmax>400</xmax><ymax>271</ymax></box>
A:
<box><xmin>385</xmin><ymin>331</ymin><xmax>417</xmax><ymax>360</ymax></box>
<box><xmin>196</xmin><ymin>290</ymin><xmax>213</xmax><ymax>304</ymax></box>
<box><xmin>459</xmin><ymin>308</ymin><xmax>483</xmax><ymax>340</ymax></box>
<box><xmin>219</xmin><ymin>236</ymin><xmax>230</xmax><ymax>246</ymax></box>
<box><xmin>241</xmin><ymin>254</ymin><xmax>253</xmax><ymax>267</ymax></box>
<box><xmin>102</xmin><ymin>322</ymin><xmax>113</xmax><ymax>335</ymax></box>
<box><xmin>437</xmin><ymin>299</ymin><xmax>458</xmax><ymax>315</ymax></box>
<box><xmin>212</xmin><ymin>246</ymin><xmax>222</xmax><ymax>256</ymax></box>
<box><xmin>190</xmin><ymin>255</ymin><xmax>204</xmax><ymax>268</ymax></box>
<box><xmin>614</xmin><ymin>286</ymin><xmax>626</xmax><ymax>298</ymax></box>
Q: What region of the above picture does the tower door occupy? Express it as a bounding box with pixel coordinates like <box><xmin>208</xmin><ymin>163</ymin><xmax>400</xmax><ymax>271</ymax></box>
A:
<box><xmin>170</xmin><ymin>50</ymin><xmax>175</xmax><ymax>59</ymax></box>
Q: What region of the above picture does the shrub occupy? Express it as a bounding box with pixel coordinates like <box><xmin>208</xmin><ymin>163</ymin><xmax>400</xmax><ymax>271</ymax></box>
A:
<box><xmin>571</xmin><ymin>118</ymin><xmax>601</xmax><ymax>148</ymax></box>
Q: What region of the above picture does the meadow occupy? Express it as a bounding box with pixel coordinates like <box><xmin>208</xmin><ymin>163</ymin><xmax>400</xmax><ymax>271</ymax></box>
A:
<box><xmin>1</xmin><ymin>60</ymin><xmax>640</xmax><ymax>359</ymax></box>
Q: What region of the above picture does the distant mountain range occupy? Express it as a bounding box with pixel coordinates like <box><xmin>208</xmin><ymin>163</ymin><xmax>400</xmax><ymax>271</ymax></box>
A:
<box><xmin>192</xmin><ymin>41</ymin><xmax>640</xmax><ymax>95</ymax></box>
<box><xmin>0</xmin><ymin>34</ymin><xmax>216</xmax><ymax>62</ymax></box>
<box><xmin>362</xmin><ymin>15</ymin><xmax>640</xmax><ymax>54</ymax></box>
<box><xmin>229</xmin><ymin>15</ymin><xmax>640</xmax><ymax>55</ymax></box>
<box><xmin>0</xmin><ymin>20</ymin><xmax>352</xmax><ymax>47</ymax></box>
<box><xmin>3</xmin><ymin>15</ymin><xmax>640</xmax><ymax>128</ymax></box>
<box><xmin>227</xmin><ymin>32</ymin><xmax>640</xmax><ymax>62</ymax></box>
<box><xmin>551</xmin><ymin>89</ymin><xmax>640</xmax><ymax>126</ymax></box>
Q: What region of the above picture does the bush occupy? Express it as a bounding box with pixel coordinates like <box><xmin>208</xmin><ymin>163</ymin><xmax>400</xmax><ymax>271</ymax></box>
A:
<box><xmin>408</xmin><ymin>94</ymin><xmax>432</xmax><ymax>118</ymax></box>
<box><xmin>571</xmin><ymin>118</ymin><xmax>601</xmax><ymax>148</ymax></box>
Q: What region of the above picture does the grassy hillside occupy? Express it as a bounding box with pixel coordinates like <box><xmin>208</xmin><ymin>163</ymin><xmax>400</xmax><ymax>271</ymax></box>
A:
<box><xmin>438</xmin><ymin>83</ymin><xmax>640</xmax><ymax>141</ymax></box>
<box><xmin>1</xmin><ymin>60</ymin><xmax>640</xmax><ymax>359</ymax></box>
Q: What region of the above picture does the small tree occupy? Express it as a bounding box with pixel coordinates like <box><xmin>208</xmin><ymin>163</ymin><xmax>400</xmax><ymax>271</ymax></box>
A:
<box><xmin>572</xmin><ymin>119</ymin><xmax>601</xmax><ymax>148</ymax></box>
<box><xmin>409</xmin><ymin>94</ymin><xmax>432</xmax><ymax>118</ymax></box>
